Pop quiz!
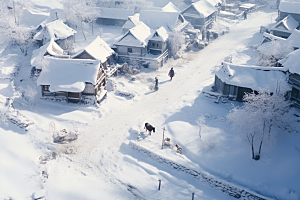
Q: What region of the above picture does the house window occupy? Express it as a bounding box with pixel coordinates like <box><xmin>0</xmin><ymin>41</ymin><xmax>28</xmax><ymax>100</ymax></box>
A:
<box><xmin>157</xmin><ymin>43</ymin><xmax>159</xmax><ymax>47</ymax></box>
<box><xmin>44</xmin><ymin>85</ymin><xmax>50</xmax><ymax>91</ymax></box>
<box><xmin>152</xmin><ymin>43</ymin><xmax>155</xmax><ymax>46</ymax></box>
<box><xmin>128</xmin><ymin>48</ymin><xmax>132</xmax><ymax>53</ymax></box>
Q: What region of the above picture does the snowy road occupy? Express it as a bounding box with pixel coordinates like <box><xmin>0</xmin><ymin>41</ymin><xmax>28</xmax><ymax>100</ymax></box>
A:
<box><xmin>55</xmin><ymin>9</ymin><xmax>276</xmax><ymax>199</ymax></box>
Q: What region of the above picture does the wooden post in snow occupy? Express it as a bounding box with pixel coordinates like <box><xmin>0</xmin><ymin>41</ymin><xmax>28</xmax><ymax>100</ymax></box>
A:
<box><xmin>162</xmin><ymin>127</ymin><xmax>167</xmax><ymax>149</ymax></box>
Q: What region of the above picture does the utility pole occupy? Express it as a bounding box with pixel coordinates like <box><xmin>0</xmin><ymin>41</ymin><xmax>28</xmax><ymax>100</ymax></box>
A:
<box><xmin>162</xmin><ymin>127</ymin><xmax>167</xmax><ymax>149</ymax></box>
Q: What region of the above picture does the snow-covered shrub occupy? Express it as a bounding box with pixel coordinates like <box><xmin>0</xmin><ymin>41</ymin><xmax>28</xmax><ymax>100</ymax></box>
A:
<box><xmin>106</xmin><ymin>78</ymin><xmax>117</xmax><ymax>91</ymax></box>
<box><xmin>168</xmin><ymin>30</ymin><xmax>185</xmax><ymax>58</ymax></box>
<box><xmin>23</xmin><ymin>86</ymin><xmax>38</xmax><ymax>106</ymax></box>
<box><xmin>257</xmin><ymin>40</ymin><xmax>293</xmax><ymax>67</ymax></box>
<box><xmin>53</xmin><ymin>129</ymin><xmax>78</xmax><ymax>143</ymax></box>
<box><xmin>115</xmin><ymin>90</ymin><xmax>136</xmax><ymax>98</ymax></box>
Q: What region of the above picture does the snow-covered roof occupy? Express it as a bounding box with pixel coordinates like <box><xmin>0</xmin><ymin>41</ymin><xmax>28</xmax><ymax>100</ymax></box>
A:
<box><xmin>122</xmin><ymin>13</ymin><xmax>141</xmax><ymax>31</ymax></box>
<box><xmin>114</xmin><ymin>22</ymin><xmax>154</xmax><ymax>47</ymax></box>
<box><xmin>215</xmin><ymin>63</ymin><xmax>287</xmax><ymax>92</ymax></box>
<box><xmin>93</xmin><ymin>7</ymin><xmax>135</xmax><ymax>20</ymax></box>
<box><xmin>279</xmin><ymin>0</ymin><xmax>300</xmax><ymax>14</ymax></box>
<box><xmin>150</xmin><ymin>26</ymin><xmax>169</xmax><ymax>42</ymax></box>
<box><xmin>182</xmin><ymin>0</ymin><xmax>217</xmax><ymax>18</ymax></box>
<box><xmin>31</xmin><ymin>39</ymin><xmax>69</xmax><ymax>69</ymax></box>
<box><xmin>37</xmin><ymin>57</ymin><xmax>100</xmax><ymax>92</ymax></box>
<box><xmin>239</xmin><ymin>3</ymin><xmax>256</xmax><ymax>9</ymax></box>
<box><xmin>36</xmin><ymin>9</ymin><xmax>62</xmax><ymax>29</ymax></box>
<box><xmin>140</xmin><ymin>10</ymin><xmax>187</xmax><ymax>31</ymax></box>
<box><xmin>193</xmin><ymin>0</ymin><xmax>222</xmax><ymax>6</ymax></box>
<box><xmin>279</xmin><ymin>49</ymin><xmax>300</xmax><ymax>74</ymax></box>
<box><xmin>270</xmin><ymin>15</ymin><xmax>299</xmax><ymax>33</ymax></box>
<box><xmin>162</xmin><ymin>2</ymin><xmax>181</xmax><ymax>12</ymax></box>
<box><xmin>72</xmin><ymin>36</ymin><xmax>114</xmax><ymax>63</ymax></box>
<box><xmin>34</xmin><ymin>20</ymin><xmax>77</xmax><ymax>41</ymax></box>
<box><xmin>286</xmin><ymin>29</ymin><xmax>300</xmax><ymax>48</ymax></box>
<box><xmin>263</xmin><ymin>32</ymin><xmax>286</xmax><ymax>41</ymax></box>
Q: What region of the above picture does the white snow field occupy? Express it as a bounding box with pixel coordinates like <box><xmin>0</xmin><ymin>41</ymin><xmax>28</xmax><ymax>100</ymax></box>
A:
<box><xmin>1</xmin><ymin>1</ymin><xmax>300</xmax><ymax>200</ymax></box>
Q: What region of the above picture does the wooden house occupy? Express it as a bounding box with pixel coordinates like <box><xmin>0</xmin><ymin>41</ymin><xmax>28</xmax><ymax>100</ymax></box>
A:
<box><xmin>270</xmin><ymin>15</ymin><xmax>299</xmax><ymax>39</ymax></box>
<box><xmin>181</xmin><ymin>0</ymin><xmax>217</xmax><ymax>30</ymax></box>
<box><xmin>261</xmin><ymin>29</ymin><xmax>300</xmax><ymax>50</ymax></box>
<box><xmin>33</xmin><ymin>20</ymin><xmax>77</xmax><ymax>50</ymax></box>
<box><xmin>213</xmin><ymin>62</ymin><xmax>287</xmax><ymax>101</ymax></box>
<box><xmin>72</xmin><ymin>36</ymin><xmax>115</xmax><ymax>70</ymax></box>
<box><xmin>279</xmin><ymin>49</ymin><xmax>300</xmax><ymax>108</ymax></box>
<box><xmin>37</xmin><ymin>57</ymin><xmax>107</xmax><ymax>103</ymax></box>
<box><xmin>94</xmin><ymin>7</ymin><xmax>135</xmax><ymax>27</ymax></box>
<box><xmin>113</xmin><ymin>22</ymin><xmax>153</xmax><ymax>57</ymax></box>
<box><xmin>148</xmin><ymin>26</ymin><xmax>169</xmax><ymax>55</ymax></box>
<box><xmin>278</xmin><ymin>0</ymin><xmax>300</xmax><ymax>23</ymax></box>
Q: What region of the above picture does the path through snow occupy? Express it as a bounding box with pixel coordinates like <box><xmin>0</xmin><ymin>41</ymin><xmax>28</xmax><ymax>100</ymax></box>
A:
<box><xmin>53</xmin><ymin>9</ymin><xmax>276</xmax><ymax>199</ymax></box>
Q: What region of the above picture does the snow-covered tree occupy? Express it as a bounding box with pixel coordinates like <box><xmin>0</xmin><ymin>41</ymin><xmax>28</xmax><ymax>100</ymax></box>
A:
<box><xmin>62</xmin><ymin>0</ymin><xmax>97</xmax><ymax>40</ymax></box>
<box><xmin>168</xmin><ymin>30</ymin><xmax>185</xmax><ymax>58</ymax></box>
<box><xmin>257</xmin><ymin>40</ymin><xmax>293</xmax><ymax>67</ymax></box>
<box><xmin>227</xmin><ymin>80</ymin><xmax>296</xmax><ymax>160</ymax></box>
<box><xmin>0</xmin><ymin>0</ymin><xmax>33</xmax><ymax>55</ymax></box>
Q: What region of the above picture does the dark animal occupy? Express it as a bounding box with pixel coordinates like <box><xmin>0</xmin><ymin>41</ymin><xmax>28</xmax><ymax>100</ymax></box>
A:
<box><xmin>144</xmin><ymin>123</ymin><xmax>155</xmax><ymax>135</ymax></box>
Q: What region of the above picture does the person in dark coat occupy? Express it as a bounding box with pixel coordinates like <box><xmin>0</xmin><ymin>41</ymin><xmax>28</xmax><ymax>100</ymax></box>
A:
<box><xmin>243</xmin><ymin>10</ymin><xmax>247</xmax><ymax>19</ymax></box>
<box><xmin>206</xmin><ymin>31</ymin><xmax>210</xmax><ymax>42</ymax></box>
<box><xmin>202</xmin><ymin>30</ymin><xmax>205</xmax><ymax>41</ymax></box>
<box><xmin>168</xmin><ymin>67</ymin><xmax>175</xmax><ymax>80</ymax></box>
<box><xmin>154</xmin><ymin>77</ymin><xmax>158</xmax><ymax>90</ymax></box>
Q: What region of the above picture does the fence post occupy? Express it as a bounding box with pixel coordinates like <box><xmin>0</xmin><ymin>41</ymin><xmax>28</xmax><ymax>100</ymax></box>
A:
<box><xmin>162</xmin><ymin>127</ymin><xmax>167</xmax><ymax>149</ymax></box>
<box><xmin>192</xmin><ymin>192</ymin><xmax>195</xmax><ymax>200</ymax></box>
<box><xmin>158</xmin><ymin>179</ymin><xmax>161</xmax><ymax>190</ymax></box>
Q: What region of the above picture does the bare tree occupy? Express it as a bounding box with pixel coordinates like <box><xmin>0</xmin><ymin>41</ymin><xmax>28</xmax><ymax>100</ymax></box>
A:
<box><xmin>227</xmin><ymin>80</ymin><xmax>296</xmax><ymax>160</ymax></box>
<box><xmin>62</xmin><ymin>0</ymin><xmax>97</xmax><ymax>40</ymax></box>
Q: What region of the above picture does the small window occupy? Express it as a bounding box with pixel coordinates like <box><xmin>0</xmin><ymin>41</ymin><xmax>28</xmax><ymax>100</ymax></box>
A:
<box><xmin>44</xmin><ymin>85</ymin><xmax>50</xmax><ymax>91</ymax></box>
<box><xmin>157</xmin><ymin>43</ymin><xmax>159</xmax><ymax>47</ymax></box>
<box><xmin>152</xmin><ymin>43</ymin><xmax>155</xmax><ymax>46</ymax></box>
<box><xmin>128</xmin><ymin>48</ymin><xmax>132</xmax><ymax>53</ymax></box>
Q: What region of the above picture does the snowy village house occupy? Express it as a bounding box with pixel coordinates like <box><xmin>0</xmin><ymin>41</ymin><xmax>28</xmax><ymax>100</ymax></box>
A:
<box><xmin>181</xmin><ymin>0</ymin><xmax>217</xmax><ymax>30</ymax></box>
<box><xmin>33</xmin><ymin>20</ymin><xmax>77</xmax><ymax>50</ymax></box>
<box><xmin>280</xmin><ymin>49</ymin><xmax>300</xmax><ymax>108</ymax></box>
<box><xmin>37</xmin><ymin>57</ymin><xmax>107</xmax><ymax>104</ymax></box>
<box><xmin>113</xmin><ymin>22</ymin><xmax>153</xmax><ymax>59</ymax></box>
<box><xmin>94</xmin><ymin>7</ymin><xmax>135</xmax><ymax>27</ymax></box>
<box><xmin>278</xmin><ymin>0</ymin><xmax>300</xmax><ymax>23</ymax></box>
<box><xmin>213</xmin><ymin>63</ymin><xmax>287</xmax><ymax>101</ymax></box>
<box><xmin>269</xmin><ymin>15</ymin><xmax>300</xmax><ymax>39</ymax></box>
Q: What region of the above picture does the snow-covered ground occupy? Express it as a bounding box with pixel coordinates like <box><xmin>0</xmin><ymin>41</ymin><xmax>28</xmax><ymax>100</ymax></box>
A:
<box><xmin>1</xmin><ymin>1</ymin><xmax>300</xmax><ymax>200</ymax></box>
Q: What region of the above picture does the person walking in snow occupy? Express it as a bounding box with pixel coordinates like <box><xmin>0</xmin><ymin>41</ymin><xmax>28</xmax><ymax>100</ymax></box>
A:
<box><xmin>202</xmin><ymin>30</ymin><xmax>205</xmax><ymax>41</ymax></box>
<box><xmin>154</xmin><ymin>77</ymin><xmax>158</xmax><ymax>91</ymax></box>
<box><xmin>243</xmin><ymin>10</ymin><xmax>247</xmax><ymax>19</ymax></box>
<box><xmin>168</xmin><ymin>67</ymin><xmax>175</xmax><ymax>81</ymax></box>
<box><xmin>206</xmin><ymin>31</ymin><xmax>210</xmax><ymax>42</ymax></box>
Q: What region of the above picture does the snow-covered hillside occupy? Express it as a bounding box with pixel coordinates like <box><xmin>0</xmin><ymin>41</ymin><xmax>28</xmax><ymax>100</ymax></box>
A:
<box><xmin>1</xmin><ymin>1</ymin><xmax>300</xmax><ymax>200</ymax></box>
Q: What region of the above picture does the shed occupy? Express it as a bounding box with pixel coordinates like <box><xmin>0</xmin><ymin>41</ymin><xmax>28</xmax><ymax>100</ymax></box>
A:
<box><xmin>181</xmin><ymin>0</ymin><xmax>217</xmax><ymax>30</ymax></box>
<box><xmin>113</xmin><ymin>22</ymin><xmax>154</xmax><ymax>56</ymax></box>
<box><xmin>139</xmin><ymin>10</ymin><xmax>188</xmax><ymax>32</ymax></box>
<box><xmin>270</xmin><ymin>15</ymin><xmax>299</xmax><ymax>38</ymax></box>
<box><xmin>33</xmin><ymin>20</ymin><xmax>77</xmax><ymax>50</ymax></box>
<box><xmin>72</xmin><ymin>36</ymin><xmax>115</xmax><ymax>69</ymax></box>
<box><xmin>214</xmin><ymin>63</ymin><xmax>287</xmax><ymax>101</ymax></box>
<box><xmin>279</xmin><ymin>0</ymin><xmax>300</xmax><ymax>23</ymax></box>
<box><xmin>37</xmin><ymin>57</ymin><xmax>107</xmax><ymax>103</ymax></box>
<box><xmin>93</xmin><ymin>7</ymin><xmax>135</xmax><ymax>27</ymax></box>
